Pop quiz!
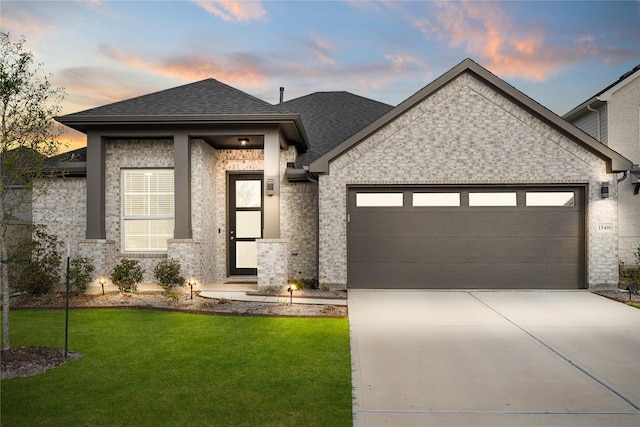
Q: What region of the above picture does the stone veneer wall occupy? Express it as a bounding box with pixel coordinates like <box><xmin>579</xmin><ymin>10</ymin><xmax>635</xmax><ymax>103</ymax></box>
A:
<box><xmin>318</xmin><ymin>72</ymin><xmax>619</xmax><ymax>288</ymax></box>
<box><xmin>607</xmin><ymin>76</ymin><xmax>640</xmax><ymax>265</ymax></box>
<box><xmin>257</xmin><ymin>239</ymin><xmax>288</xmax><ymax>288</ymax></box>
<box><xmin>190</xmin><ymin>140</ymin><xmax>217</xmax><ymax>282</ymax></box>
<box><xmin>280</xmin><ymin>146</ymin><xmax>318</xmax><ymax>283</ymax></box>
<box><xmin>33</xmin><ymin>177</ymin><xmax>87</xmax><ymax>282</ymax></box>
<box><xmin>33</xmin><ymin>177</ymin><xmax>87</xmax><ymax>259</ymax></box>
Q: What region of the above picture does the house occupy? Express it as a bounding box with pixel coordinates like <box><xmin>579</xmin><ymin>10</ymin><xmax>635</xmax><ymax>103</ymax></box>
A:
<box><xmin>40</xmin><ymin>59</ymin><xmax>633</xmax><ymax>291</ymax></box>
<box><xmin>563</xmin><ymin>65</ymin><xmax>640</xmax><ymax>267</ymax></box>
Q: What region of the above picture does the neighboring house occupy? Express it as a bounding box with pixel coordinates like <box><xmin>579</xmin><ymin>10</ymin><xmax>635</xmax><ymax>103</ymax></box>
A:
<box><xmin>563</xmin><ymin>65</ymin><xmax>640</xmax><ymax>267</ymax></box>
<box><xmin>40</xmin><ymin>59</ymin><xmax>633</xmax><ymax>291</ymax></box>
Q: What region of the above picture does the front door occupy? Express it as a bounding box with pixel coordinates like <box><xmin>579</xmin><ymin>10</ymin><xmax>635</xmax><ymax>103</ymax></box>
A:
<box><xmin>229</xmin><ymin>173</ymin><xmax>263</xmax><ymax>275</ymax></box>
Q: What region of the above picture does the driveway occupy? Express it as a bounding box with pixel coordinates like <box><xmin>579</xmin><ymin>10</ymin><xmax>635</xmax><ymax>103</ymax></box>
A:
<box><xmin>349</xmin><ymin>290</ymin><xmax>640</xmax><ymax>426</ymax></box>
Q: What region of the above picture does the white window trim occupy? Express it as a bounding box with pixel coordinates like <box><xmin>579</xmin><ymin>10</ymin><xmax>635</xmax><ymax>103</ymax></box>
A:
<box><xmin>121</xmin><ymin>168</ymin><xmax>174</xmax><ymax>253</ymax></box>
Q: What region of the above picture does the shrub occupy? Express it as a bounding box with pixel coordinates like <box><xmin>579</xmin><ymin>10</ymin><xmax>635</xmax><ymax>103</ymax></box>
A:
<box><xmin>111</xmin><ymin>258</ymin><xmax>144</xmax><ymax>293</ymax></box>
<box><xmin>620</xmin><ymin>244</ymin><xmax>640</xmax><ymax>292</ymax></box>
<box><xmin>9</xmin><ymin>225</ymin><xmax>62</xmax><ymax>295</ymax></box>
<box><xmin>69</xmin><ymin>257</ymin><xmax>95</xmax><ymax>294</ymax></box>
<box><xmin>153</xmin><ymin>259</ymin><xmax>185</xmax><ymax>293</ymax></box>
<box><xmin>288</xmin><ymin>271</ymin><xmax>316</xmax><ymax>290</ymax></box>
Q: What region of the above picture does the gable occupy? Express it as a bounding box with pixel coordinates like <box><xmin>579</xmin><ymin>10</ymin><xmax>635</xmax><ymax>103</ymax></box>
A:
<box><xmin>310</xmin><ymin>59</ymin><xmax>632</xmax><ymax>174</ymax></box>
<box><xmin>326</xmin><ymin>72</ymin><xmax>607</xmax><ymax>183</ymax></box>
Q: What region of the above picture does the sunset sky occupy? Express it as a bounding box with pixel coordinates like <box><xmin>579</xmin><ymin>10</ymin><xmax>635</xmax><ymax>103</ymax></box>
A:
<box><xmin>2</xmin><ymin>0</ymin><xmax>639</xmax><ymax>152</ymax></box>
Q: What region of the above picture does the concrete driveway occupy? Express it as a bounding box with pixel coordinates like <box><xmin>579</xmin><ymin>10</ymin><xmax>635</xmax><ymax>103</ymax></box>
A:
<box><xmin>349</xmin><ymin>290</ymin><xmax>640</xmax><ymax>426</ymax></box>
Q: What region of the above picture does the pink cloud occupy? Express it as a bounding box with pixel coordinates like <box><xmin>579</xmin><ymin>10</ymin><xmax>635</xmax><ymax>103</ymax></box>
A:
<box><xmin>99</xmin><ymin>45</ymin><xmax>269</xmax><ymax>89</ymax></box>
<box><xmin>190</xmin><ymin>0</ymin><xmax>267</xmax><ymax>21</ymax></box>
<box><xmin>305</xmin><ymin>36</ymin><xmax>337</xmax><ymax>65</ymax></box>
<box><xmin>411</xmin><ymin>1</ymin><xmax>576</xmax><ymax>81</ymax></box>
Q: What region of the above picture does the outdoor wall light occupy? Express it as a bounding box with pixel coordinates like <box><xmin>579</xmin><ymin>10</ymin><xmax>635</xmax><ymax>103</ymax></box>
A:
<box><xmin>238</xmin><ymin>138</ymin><xmax>249</xmax><ymax>147</ymax></box>
<box><xmin>287</xmin><ymin>284</ymin><xmax>297</xmax><ymax>305</ymax></box>
<box><xmin>187</xmin><ymin>279</ymin><xmax>196</xmax><ymax>299</ymax></box>
<box><xmin>601</xmin><ymin>182</ymin><xmax>609</xmax><ymax>199</ymax></box>
<box><xmin>99</xmin><ymin>277</ymin><xmax>106</xmax><ymax>295</ymax></box>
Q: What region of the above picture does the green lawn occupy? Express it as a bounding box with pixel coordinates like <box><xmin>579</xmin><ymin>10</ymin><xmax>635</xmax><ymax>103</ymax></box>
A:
<box><xmin>1</xmin><ymin>309</ymin><xmax>352</xmax><ymax>426</ymax></box>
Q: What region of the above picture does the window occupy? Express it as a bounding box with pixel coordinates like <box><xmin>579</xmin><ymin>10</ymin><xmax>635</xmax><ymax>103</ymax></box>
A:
<box><xmin>122</xmin><ymin>169</ymin><xmax>174</xmax><ymax>252</ymax></box>
<box><xmin>526</xmin><ymin>192</ymin><xmax>574</xmax><ymax>206</ymax></box>
<box><xmin>413</xmin><ymin>193</ymin><xmax>460</xmax><ymax>207</ymax></box>
<box><xmin>469</xmin><ymin>192</ymin><xmax>517</xmax><ymax>207</ymax></box>
<box><xmin>356</xmin><ymin>193</ymin><xmax>403</xmax><ymax>207</ymax></box>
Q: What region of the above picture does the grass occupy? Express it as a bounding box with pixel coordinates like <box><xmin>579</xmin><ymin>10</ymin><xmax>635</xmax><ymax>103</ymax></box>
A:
<box><xmin>1</xmin><ymin>309</ymin><xmax>352</xmax><ymax>426</ymax></box>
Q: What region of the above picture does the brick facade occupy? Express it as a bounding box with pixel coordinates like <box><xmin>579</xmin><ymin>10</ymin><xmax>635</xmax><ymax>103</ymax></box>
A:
<box><xmin>318</xmin><ymin>73</ymin><xmax>619</xmax><ymax>288</ymax></box>
<box><xmin>35</xmin><ymin>139</ymin><xmax>318</xmax><ymax>288</ymax></box>
<box><xmin>607</xmin><ymin>76</ymin><xmax>640</xmax><ymax>266</ymax></box>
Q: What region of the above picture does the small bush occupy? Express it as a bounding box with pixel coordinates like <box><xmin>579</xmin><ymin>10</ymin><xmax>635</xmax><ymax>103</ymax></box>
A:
<box><xmin>153</xmin><ymin>259</ymin><xmax>185</xmax><ymax>293</ymax></box>
<box><xmin>621</xmin><ymin>268</ymin><xmax>640</xmax><ymax>291</ymax></box>
<box><xmin>620</xmin><ymin>244</ymin><xmax>640</xmax><ymax>292</ymax></box>
<box><xmin>261</xmin><ymin>285</ymin><xmax>281</xmax><ymax>295</ymax></box>
<box><xmin>9</xmin><ymin>225</ymin><xmax>62</xmax><ymax>295</ymax></box>
<box><xmin>69</xmin><ymin>257</ymin><xmax>95</xmax><ymax>294</ymax></box>
<box><xmin>288</xmin><ymin>273</ymin><xmax>316</xmax><ymax>290</ymax></box>
<box><xmin>111</xmin><ymin>258</ymin><xmax>144</xmax><ymax>293</ymax></box>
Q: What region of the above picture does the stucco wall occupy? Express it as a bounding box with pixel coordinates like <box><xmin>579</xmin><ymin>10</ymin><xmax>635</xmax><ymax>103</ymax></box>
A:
<box><xmin>318</xmin><ymin>73</ymin><xmax>619</xmax><ymax>288</ymax></box>
<box><xmin>607</xmin><ymin>76</ymin><xmax>640</xmax><ymax>265</ymax></box>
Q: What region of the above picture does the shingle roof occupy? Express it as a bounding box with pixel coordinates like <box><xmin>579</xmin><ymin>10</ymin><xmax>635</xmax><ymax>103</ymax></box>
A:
<box><xmin>54</xmin><ymin>79</ymin><xmax>393</xmax><ymax>168</ymax></box>
<box><xmin>277</xmin><ymin>92</ymin><xmax>393</xmax><ymax>166</ymax></box>
<box><xmin>59</xmin><ymin>78</ymin><xmax>283</xmax><ymax>118</ymax></box>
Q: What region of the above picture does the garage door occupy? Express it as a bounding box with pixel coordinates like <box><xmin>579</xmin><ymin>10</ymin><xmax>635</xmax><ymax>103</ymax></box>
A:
<box><xmin>347</xmin><ymin>186</ymin><xmax>585</xmax><ymax>289</ymax></box>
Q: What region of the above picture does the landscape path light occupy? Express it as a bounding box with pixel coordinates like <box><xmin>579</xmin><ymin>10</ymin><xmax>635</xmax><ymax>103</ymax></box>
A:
<box><xmin>287</xmin><ymin>284</ymin><xmax>297</xmax><ymax>305</ymax></box>
<box><xmin>99</xmin><ymin>277</ymin><xmax>106</xmax><ymax>295</ymax></box>
<box><xmin>188</xmin><ymin>279</ymin><xmax>196</xmax><ymax>299</ymax></box>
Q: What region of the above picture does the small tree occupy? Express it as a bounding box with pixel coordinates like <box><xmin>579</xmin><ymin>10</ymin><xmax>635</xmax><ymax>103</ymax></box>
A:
<box><xmin>111</xmin><ymin>258</ymin><xmax>144</xmax><ymax>293</ymax></box>
<box><xmin>69</xmin><ymin>257</ymin><xmax>95</xmax><ymax>294</ymax></box>
<box><xmin>153</xmin><ymin>259</ymin><xmax>185</xmax><ymax>294</ymax></box>
<box><xmin>1</xmin><ymin>32</ymin><xmax>66</xmax><ymax>349</ymax></box>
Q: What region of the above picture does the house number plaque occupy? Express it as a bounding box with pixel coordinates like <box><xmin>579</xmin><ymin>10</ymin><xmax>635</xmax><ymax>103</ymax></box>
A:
<box><xmin>597</xmin><ymin>223</ymin><xmax>613</xmax><ymax>233</ymax></box>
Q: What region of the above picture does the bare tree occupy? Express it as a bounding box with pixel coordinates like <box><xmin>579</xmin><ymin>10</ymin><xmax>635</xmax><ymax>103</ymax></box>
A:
<box><xmin>1</xmin><ymin>32</ymin><xmax>66</xmax><ymax>349</ymax></box>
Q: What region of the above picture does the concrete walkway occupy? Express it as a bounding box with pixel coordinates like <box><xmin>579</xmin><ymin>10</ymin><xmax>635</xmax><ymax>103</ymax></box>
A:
<box><xmin>349</xmin><ymin>290</ymin><xmax>640</xmax><ymax>426</ymax></box>
<box><xmin>199</xmin><ymin>290</ymin><xmax>347</xmax><ymax>306</ymax></box>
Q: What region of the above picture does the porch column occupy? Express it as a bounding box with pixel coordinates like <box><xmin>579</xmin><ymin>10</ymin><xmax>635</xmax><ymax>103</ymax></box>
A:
<box><xmin>173</xmin><ymin>133</ymin><xmax>192</xmax><ymax>239</ymax></box>
<box><xmin>263</xmin><ymin>129</ymin><xmax>280</xmax><ymax>238</ymax></box>
<box><xmin>86</xmin><ymin>133</ymin><xmax>106</xmax><ymax>239</ymax></box>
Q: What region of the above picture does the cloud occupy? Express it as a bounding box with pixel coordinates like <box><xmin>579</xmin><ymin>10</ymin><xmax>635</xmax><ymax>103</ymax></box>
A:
<box><xmin>99</xmin><ymin>44</ymin><xmax>269</xmax><ymax>89</ymax></box>
<box><xmin>409</xmin><ymin>1</ymin><xmax>636</xmax><ymax>82</ymax></box>
<box><xmin>302</xmin><ymin>35</ymin><xmax>337</xmax><ymax>65</ymax></box>
<box><xmin>190</xmin><ymin>0</ymin><xmax>267</xmax><ymax>21</ymax></box>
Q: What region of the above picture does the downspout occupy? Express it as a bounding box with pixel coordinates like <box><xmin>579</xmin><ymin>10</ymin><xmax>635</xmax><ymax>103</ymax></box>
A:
<box><xmin>586</xmin><ymin>98</ymin><xmax>601</xmax><ymax>142</ymax></box>
<box><xmin>617</xmin><ymin>171</ymin><xmax>628</xmax><ymax>183</ymax></box>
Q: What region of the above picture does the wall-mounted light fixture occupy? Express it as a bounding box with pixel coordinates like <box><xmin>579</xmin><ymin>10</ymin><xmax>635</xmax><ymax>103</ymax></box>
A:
<box><xmin>238</xmin><ymin>138</ymin><xmax>249</xmax><ymax>147</ymax></box>
<box><xmin>601</xmin><ymin>182</ymin><xmax>609</xmax><ymax>199</ymax></box>
<box><xmin>99</xmin><ymin>277</ymin><xmax>106</xmax><ymax>295</ymax></box>
<box><xmin>266</xmin><ymin>178</ymin><xmax>275</xmax><ymax>196</ymax></box>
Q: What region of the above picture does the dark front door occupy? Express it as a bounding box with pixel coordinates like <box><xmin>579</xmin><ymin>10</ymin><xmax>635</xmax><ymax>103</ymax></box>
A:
<box><xmin>229</xmin><ymin>173</ymin><xmax>263</xmax><ymax>276</ymax></box>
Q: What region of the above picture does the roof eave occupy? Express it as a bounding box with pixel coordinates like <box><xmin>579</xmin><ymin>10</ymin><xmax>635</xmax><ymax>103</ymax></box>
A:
<box><xmin>56</xmin><ymin>114</ymin><xmax>310</xmax><ymax>152</ymax></box>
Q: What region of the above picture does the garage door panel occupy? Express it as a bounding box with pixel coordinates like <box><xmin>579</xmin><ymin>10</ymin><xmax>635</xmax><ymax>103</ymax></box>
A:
<box><xmin>349</xmin><ymin>237</ymin><xmax>580</xmax><ymax>263</ymax></box>
<box><xmin>349</xmin><ymin>262</ymin><xmax>580</xmax><ymax>289</ymax></box>
<box><xmin>350</xmin><ymin>211</ymin><xmax>580</xmax><ymax>238</ymax></box>
<box><xmin>347</xmin><ymin>187</ymin><xmax>585</xmax><ymax>289</ymax></box>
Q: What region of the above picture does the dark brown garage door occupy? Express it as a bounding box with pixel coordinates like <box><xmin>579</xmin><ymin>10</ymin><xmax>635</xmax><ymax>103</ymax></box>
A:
<box><xmin>347</xmin><ymin>186</ymin><xmax>585</xmax><ymax>289</ymax></box>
